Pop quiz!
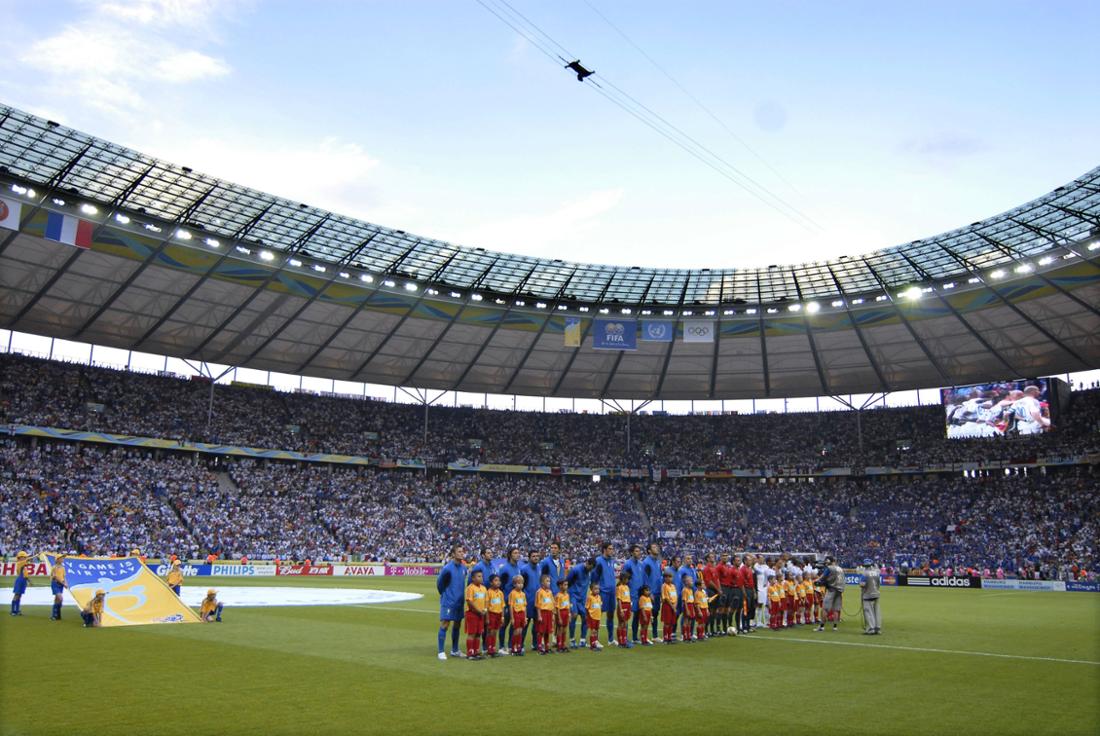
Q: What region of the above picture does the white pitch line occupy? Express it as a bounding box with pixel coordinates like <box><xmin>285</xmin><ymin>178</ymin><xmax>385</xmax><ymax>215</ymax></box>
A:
<box><xmin>351</xmin><ymin>604</ymin><xmax>434</xmax><ymax>614</ymax></box>
<box><xmin>742</xmin><ymin>633</ymin><xmax>1100</xmax><ymax>666</ymax></box>
<box><xmin>361</xmin><ymin>606</ymin><xmax>1099</xmax><ymax>665</ymax></box>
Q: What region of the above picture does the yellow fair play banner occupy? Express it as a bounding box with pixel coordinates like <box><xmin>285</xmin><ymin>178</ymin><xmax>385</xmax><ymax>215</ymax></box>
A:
<box><xmin>46</xmin><ymin>554</ymin><xmax>201</xmax><ymax>626</ymax></box>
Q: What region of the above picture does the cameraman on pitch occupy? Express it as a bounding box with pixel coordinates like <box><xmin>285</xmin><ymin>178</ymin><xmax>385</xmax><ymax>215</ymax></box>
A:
<box><xmin>814</xmin><ymin>556</ymin><xmax>845</xmax><ymax>632</ymax></box>
<box><xmin>860</xmin><ymin>559</ymin><xmax>882</xmax><ymax>635</ymax></box>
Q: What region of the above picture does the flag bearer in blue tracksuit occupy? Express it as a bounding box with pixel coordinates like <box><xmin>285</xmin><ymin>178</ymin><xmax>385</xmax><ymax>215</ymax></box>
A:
<box><xmin>469</xmin><ymin>547</ymin><xmax>495</xmax><ymax>653</ymax></box>
<box><xmin>642</xmin><ymin>542</ymin><xmax>664</xmax><ymax>640</ymax></box>
<box><xmin>436</xmin><ymin>544</ymin><xmax>468</xmax><ymax>660</ymax></box>
<box><xmin>50</xmin><ymin>554</ymin><xmax>67</xmax><ymax>620</ymax></box>
<box><xmin>623</xmin><ymin>544</ymin><xmax>646</xmax><ymax>643</ymax></box>
<box><xmin>567</xmin><ymin>557</ymin><xmax>595</xmax><ymax>647</ymax></box>
<box><xmin>498</xmin><ymin>547</ymin><xmax>523</xmax><ymax>650</ymax></box>
<box><xmin>592</xmin><ymin>542</ymin><xmax>617</xmax><ymax>645</ymax></box>
<box><xmin>520</xmin><ymin>549</ymin><xmax>542</xmax><ymax>651</ymax></box>
<box><xmin>10</xmin><ymin>551</ymin><xmax>30</xmax><ymax>616</ymax></box>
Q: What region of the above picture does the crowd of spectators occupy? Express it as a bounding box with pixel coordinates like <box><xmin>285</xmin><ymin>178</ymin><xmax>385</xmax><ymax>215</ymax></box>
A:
<box><xmin>2</xmin><ymin>436</ymin><xmax>1095</xmax><ymax>577</ymax></box>
<box><xmin>4</xmin><ymin>353</ymin><xmax>1099</xmax><ymax>470</ymax></box>
<box><xmin>0</xmin><ymin>441</ymin><xmax>208</xmax><ymax>558</ymax></box>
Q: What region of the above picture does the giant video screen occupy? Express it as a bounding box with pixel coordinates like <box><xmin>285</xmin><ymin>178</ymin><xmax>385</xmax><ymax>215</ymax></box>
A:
<box><xmin>941</xmin><ymin>378</ymin><xmax>1054</xmax><ymax>439</ymax></box>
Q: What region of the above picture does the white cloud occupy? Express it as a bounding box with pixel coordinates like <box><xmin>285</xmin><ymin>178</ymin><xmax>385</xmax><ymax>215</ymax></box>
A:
<box><xmin>17</xmin><ymin>2</ymin><xmax>233</xmax><ymax>115</ymax></box>
<box><xmin>451</xmin><ymin>189</ymin><xmax>625</xmax><ymax>257</ymax></box>
<box><xmin>153</xmin><ymin>50</ymin><xmax>230</xmax><ymax>82</ymax></box>
<box><xmin>140</xmin><ymin>134</ymin><xmax>385</xmax><ymax>219</ymax></box>
<box><xmin>95</xmin><ymin>0</ymin><xmax>229</xmax><ymax>27</ymax></box>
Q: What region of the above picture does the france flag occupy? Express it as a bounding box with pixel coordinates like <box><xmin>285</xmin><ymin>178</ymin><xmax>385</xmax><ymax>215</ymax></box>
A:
<box><xmin>43</xmin><ymin>211</ymin><xmax>94</xmax><ymax>249</ymax></box>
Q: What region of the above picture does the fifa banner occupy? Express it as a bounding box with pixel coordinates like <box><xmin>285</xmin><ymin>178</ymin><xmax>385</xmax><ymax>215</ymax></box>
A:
<box><xmin>899</xmin><ymin>575</ymin><xmax>982</xmax><ymax>589</ymax></box>
<box><xmin>47</xmin><ymin>554</ymin><xmax>201</xmax><ymax>626</ymax></box>
<box><xmin>592</xmin><ymin>319</ymin><xmax>637</xmax><ymax>350</ymax></box>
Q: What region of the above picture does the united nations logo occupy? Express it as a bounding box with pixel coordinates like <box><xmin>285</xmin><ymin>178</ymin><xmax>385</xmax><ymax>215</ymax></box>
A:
<box><xmin>646</xmin><ymin>323</ymin><xmax>667</xmax><ymax>340</ymax></box>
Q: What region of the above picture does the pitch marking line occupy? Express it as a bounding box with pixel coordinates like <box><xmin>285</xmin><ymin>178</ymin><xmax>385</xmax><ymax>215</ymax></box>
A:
<box><xmin>361</xmin><ymin>605</ymin><xmax>1098</xmax><ymax>665</ymax></box>
<box><xmin>744</xmin><ymin>634</ymin><xmax>1100</xmax><ymax>666</ymax></box>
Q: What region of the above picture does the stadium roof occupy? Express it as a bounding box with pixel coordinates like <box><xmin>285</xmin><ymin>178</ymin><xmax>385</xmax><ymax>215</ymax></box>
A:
<box><xmin>1</xmin><ymin>104</ymin><xmax>1098</xmax><ymax>399</ymax></box>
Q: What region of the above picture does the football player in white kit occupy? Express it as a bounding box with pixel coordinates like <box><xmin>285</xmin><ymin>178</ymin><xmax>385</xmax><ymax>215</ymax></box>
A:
<box><xmin>1011</xmin><ymin>385</ymin><xmax>1050</xmax><ymax>435</ymax></box>
<box><xmin>753</xmin><ymin>556</ymin><xmax>770</xmax><ymax>628</ymax></box>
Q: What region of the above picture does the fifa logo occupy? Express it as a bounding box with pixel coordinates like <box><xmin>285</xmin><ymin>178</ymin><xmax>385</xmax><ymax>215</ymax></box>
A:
<box><xmin>604</xmin><ymin>322</ymin><xmax>627</xmax><ymax>343</ymax></box>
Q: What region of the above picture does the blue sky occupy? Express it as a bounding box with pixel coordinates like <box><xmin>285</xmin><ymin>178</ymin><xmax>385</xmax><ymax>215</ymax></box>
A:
<box><xmin>2</xmin><ymin>0</ymin><xmax>1097</xmax><ymax>268</ymax></box>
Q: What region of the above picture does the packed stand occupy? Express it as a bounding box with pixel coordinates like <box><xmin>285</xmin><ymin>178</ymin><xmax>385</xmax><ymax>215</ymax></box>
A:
<box><xmin>4</xmin><ymin>353</ymin><xmax>1099</xmax><ymax>470</ymax></box>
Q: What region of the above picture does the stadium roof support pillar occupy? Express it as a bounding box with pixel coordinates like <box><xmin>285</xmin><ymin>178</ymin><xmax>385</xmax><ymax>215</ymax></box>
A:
<box><xmin>397</xmin><ymin>386</ymin><xmax>448</xmax><ymax>449</ymax></box>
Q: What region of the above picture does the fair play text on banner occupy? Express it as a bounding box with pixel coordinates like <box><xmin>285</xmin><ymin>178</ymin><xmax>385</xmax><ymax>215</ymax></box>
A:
<box><xmin>640</xmin><ymin>320</ymin><xmax>674</xmax><ymax>342</ymax></box>
<box><xmin>683</xmin><ymin>320</ymin><xmax>715</xmax><ymax>343</ymax></box>
<box><xmin>45</xmin><ymin>554</ymin><xmax>201</xmax><ymax>626</ymax></box>
<box><xmin>0</xmin><ymin>196</ymin><xmax>22</xmax><ymax>230</ymax></box>
<box><xmin>592</xmin><ymin>319</ymin><xmax>637</xmax><ymax>350</ymax></box>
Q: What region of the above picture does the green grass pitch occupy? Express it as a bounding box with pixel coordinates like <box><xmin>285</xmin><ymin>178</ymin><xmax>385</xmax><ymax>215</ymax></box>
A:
<box><xmin>1</xmin><ymin>576</ymin><xmax>1096</xmax><ymax>735</ymax></box>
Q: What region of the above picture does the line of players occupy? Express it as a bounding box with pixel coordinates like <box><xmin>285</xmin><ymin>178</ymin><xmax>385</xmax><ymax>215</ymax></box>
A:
<box><xmin>436</xmin><ymin>541</ymin><xmax>826</xmax><ymax>659</ymax></box>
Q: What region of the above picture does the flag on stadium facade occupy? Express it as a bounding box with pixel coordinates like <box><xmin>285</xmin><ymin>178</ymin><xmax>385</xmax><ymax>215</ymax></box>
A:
<box><xmin>0</xmin><ymin>196</ymin><xmax>21</xmax><ymax>230</ymax></box>
<box><xmin>563</xmin><ymin>316</ymin><xmax>582</xmax><ymax>347</ymax></box>
<box><xmin>592</xmin><ymin>318</ymin><xmax>637</xmax><ymax>350</ymax></box>
<box><xmin>640</xmin><ymin>320</ymin><xmax>674</xmax><ymax>342</ymax></box>
<box><xmin>43</xmin><ymin>211</ymin><xmax>94</xmax><ymax>249</ymax></box>
<box><xmin>43</xmin><ymin>553</ymin><xmax>201</xmax><ymax>626</ymax></box>
<box><xmin>682</xmin><ymin>320</ymin><xmax>715</xmax><ymax>343</ymax></box>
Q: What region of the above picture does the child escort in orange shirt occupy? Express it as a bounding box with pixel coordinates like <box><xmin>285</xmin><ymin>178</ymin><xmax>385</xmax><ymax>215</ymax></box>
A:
<box><xmin>554</xmin><ymin>580</ymin><xmax>572</xmax><ymax>653</ymax></box>
<box><xmin>535</xmin><ymin>574</ymin><xmax>555</xmax><ymax>655</ymax></box>
<box><xmin>681</xmin><ymin>575</ymin><xmax>697</xmax><ymax>642</ymax></box>
<box><xmin>507</xmin><ymin>575</ymin><xmax>527</xmax><ymax>655</ymax></box>
<box><xmin>637</xmin><ymin>585</ymin><xmax>654</xmax><ymax>645</ymax></box>
<box><xmin>660</xmin><ymin>570</ymin><xmax>678</xmax><ymax>644</ymax></box>
<box><xmin>615</xmin><ymin>572</ymin><xmax>633</xmax><ymax>648</ymax></box>
<box><xmin>464</xmin><ymin>569</ymin><xmax>488</xmax><ymax>659</ymax></box>
<box><xmin>485</xmin><ymin>574</ymin><xmax>505</xmax><ymax>657</ymax></box>
<box><xmin>585</xmin><ymin>582</ymin><xmax>604</xmax><ymax>650</ymax></box>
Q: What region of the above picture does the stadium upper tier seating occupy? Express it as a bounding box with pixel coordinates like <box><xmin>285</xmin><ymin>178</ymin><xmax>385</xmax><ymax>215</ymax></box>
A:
<box><xmin>2</xmin><ymin>353</ymin><xmax>1099</xmax><ymax>469</ymax></box>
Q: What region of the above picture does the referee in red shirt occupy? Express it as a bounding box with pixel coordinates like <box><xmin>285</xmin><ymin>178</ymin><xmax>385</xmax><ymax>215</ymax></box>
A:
<box><xmin>739</xmin><ymin>553</ymin><xmax>757</xmax><ymax>633</ymax></box>
<box><xmin>718</xmin><ymin>553</ymin><xmax>737</xmax><ymax>634</ymax></box>
<box><xmin>701</xmin><ymin>553</ymin><xmax>723</xmax><ymax>637</ymax></box>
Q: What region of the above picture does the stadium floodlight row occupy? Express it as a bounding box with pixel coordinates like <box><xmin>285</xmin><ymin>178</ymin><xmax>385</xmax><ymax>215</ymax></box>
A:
<box><xmin>1</xmin><ymin>103</ymin><xmax>1098</xmax><ymax>399</ymax></box>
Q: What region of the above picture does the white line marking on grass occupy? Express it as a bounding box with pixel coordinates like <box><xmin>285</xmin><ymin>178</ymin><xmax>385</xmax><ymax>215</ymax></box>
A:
<box><xmin>744</xmin><ymin>634</ymin><xmax>1099</xmax><ymax>665</ymax></box>
<box><xmin>351</xmin><ymin>605</ymin><xmax>434</xmax><ymax>614</ymax></box>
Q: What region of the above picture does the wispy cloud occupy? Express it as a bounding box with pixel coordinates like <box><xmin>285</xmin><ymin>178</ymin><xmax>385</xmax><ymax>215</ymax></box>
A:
<box><xmin>141</xmin><ymin>134</ymin><xmax>385</xmax><ymax>220</ymax></box>
<box><xmin>18</xmin><ymin>1</ymin><xmax>234</xmax><ymax>116</ymax></box>
<box><xmin>451</xmin><ymin>189</ymin><xmax>625</xmax><ymax>256</ymax></box>
<box><xmin>900</xmin><ymin>132</ymin><xmax>988</xmax><ymax>159</ymax></box>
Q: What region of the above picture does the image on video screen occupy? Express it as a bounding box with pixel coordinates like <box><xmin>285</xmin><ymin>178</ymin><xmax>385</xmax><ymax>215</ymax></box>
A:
<box><xmin>941</xmin><ymin>379</ymin><xmax>1053</xmax><ymax>439</ymax></box>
